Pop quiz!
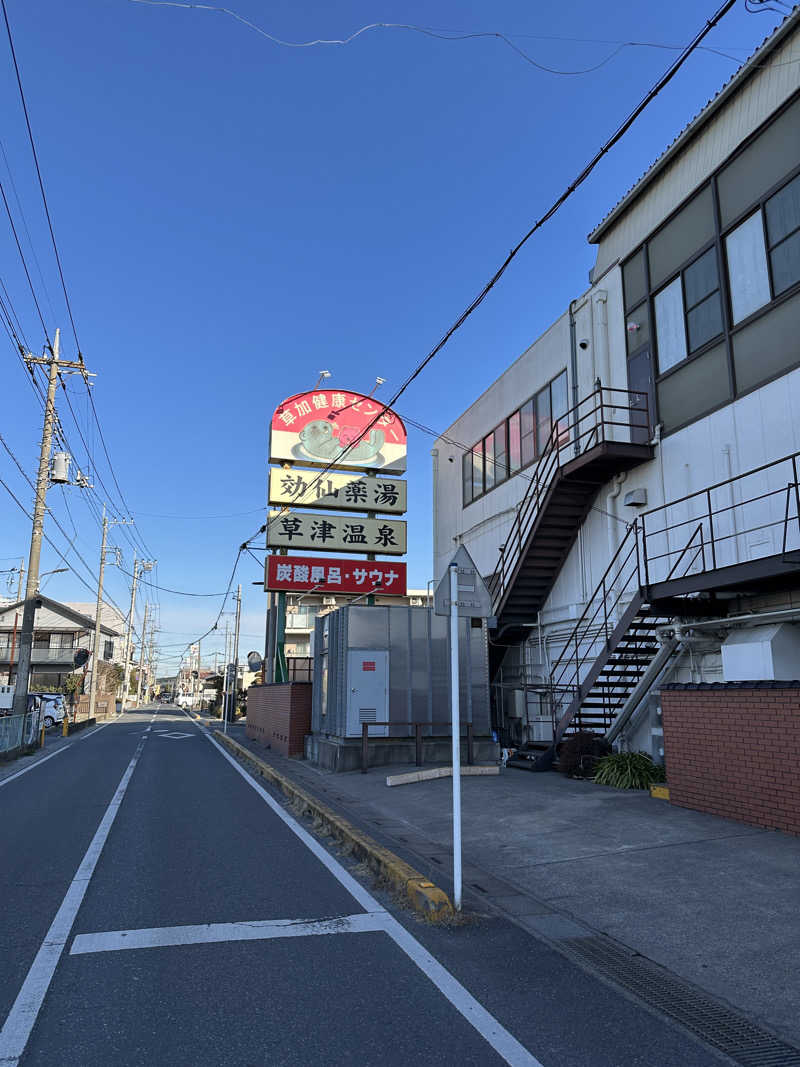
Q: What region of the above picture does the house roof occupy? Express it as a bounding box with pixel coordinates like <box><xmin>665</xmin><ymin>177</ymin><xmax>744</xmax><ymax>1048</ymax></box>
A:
<box><xmin>0</xmin><ymin>594</ymin><xmax>121</xmax><ymax>637</ymax></box>
<box><xmin>588</xmin><ymin>7</ymin><xmax>800</xmax><ymax>244</ymax></box>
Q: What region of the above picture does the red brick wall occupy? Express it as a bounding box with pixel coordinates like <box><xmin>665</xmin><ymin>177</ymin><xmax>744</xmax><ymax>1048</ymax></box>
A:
<box><xmin>246</xmin><ymin>683</ymin><xmax>311</xmax><ymax>757</ymax></box>
<box><xmin>661</xmin><ymin>684</ymin><xmax>800</xmax><ymax>835</ymax></box>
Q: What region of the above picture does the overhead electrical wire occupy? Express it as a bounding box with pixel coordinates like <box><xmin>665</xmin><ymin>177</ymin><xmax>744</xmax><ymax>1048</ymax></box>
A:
<box><xmin>0</xmin><ymin>0</ymin><xmax>80</xmax><ymax>353</ymax></box>
<box><xmin>128</xmin><ymin>2</ymin><xmax>774</xmax><ymax>75</ymax></box>
<box><xmin>246</xmin><ymin>0</ymin><xmax>743</xmax><ymax>551</ymax></box>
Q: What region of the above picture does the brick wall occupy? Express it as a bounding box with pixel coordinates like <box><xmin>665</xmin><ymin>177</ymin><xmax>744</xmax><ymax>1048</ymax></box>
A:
<box><xmin>661</xmin><ymin>682</ymin><xmax>800</xmax><ymax>835</ymax></box>
<box><xmin>246</xmin><ymin>683</ymin><xmax>312</xmax><ymax>757</ymax></box>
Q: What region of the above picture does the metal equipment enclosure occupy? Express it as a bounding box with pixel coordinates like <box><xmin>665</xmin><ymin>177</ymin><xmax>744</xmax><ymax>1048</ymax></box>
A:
<box><xmin>312</xmin><ymin>605</ymin><xmax>490</xmax><ymax>738</ymax></box>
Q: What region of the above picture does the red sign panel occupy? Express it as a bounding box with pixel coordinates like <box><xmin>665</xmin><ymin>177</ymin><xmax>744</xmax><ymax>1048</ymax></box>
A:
<box><xmin>266</xmin><ymin>555</ymin><xmax>407</xmax><ymax>595</ymax></box>
<box><xmin>362</xmin><ymin>661</ymin><xmax>376</xmax><ymax>672</ymax></box>
<box><xmin>270</xmin><ymin>390</ymin><xmax>407</xmax><ymax>473</ymax></box>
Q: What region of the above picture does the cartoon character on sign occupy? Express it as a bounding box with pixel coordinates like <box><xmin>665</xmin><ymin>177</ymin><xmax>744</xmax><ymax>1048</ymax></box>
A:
<box><xmin>295</xmin><ymin>419</ymin><xmax>385</xmax><ymax>464</ymax></box>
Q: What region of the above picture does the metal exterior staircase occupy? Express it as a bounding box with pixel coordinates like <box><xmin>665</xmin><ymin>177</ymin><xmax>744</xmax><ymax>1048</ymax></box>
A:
<box><xmin>508</xmin><ymin>449</ymin><xmax>800</xmax><ymax>770</ymax></box>
<box><xmin>488</xmin><ymin>386</ymin><xmax>653</xmax><ymax>653</ymax></box>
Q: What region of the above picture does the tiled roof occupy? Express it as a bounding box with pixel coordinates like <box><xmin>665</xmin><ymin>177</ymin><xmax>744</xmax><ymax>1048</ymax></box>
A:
<box><xmin>589</xmin><ymin>7</ymin><xmax>800</xmax><ymax>243</ymax></box>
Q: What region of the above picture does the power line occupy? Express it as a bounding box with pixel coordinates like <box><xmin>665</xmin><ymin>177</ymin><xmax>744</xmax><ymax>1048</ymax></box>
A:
<box><xmin>251</xmin><ymin>0</ymin><xmax>742</xmax><ymax>545</ymax></box>
<box><xmin>0</xmin><ymin>0</ymin><xmax>80</xmax><ymax>352</ymax></box>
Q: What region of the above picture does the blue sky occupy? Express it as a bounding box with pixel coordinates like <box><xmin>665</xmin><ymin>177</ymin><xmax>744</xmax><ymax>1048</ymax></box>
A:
<box><xmin>0</xmin><ymin>0</ymin><xmax>788</xmax><ymax>670</ymax></box>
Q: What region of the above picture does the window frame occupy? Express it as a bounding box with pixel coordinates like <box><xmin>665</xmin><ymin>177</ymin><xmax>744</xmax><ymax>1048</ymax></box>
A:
<box><xmin>462</xmin><ymin>368</ymin><xmax>569</xmax><ymax>507</ymax></box>
<box><xmin>620</xmin><ymin>88</ymin><xmax>800</xmax><ymax>439</ymax></box>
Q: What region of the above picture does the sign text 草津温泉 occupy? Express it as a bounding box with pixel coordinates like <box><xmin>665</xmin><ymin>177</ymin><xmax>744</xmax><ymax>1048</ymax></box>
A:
<box><xmin>268</xmin><ymin>469</ymin><xmax>406</xmax><ymax>514</ymax></box>
<box><xmin>267</xmin><ymin>512</ymin><xmax>407</xmax><ymax>555</ymax></box>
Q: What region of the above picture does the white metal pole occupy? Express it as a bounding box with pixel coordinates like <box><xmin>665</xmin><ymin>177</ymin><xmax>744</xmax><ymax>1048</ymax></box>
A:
<box><xmin>449</xmin><ymin>563</ymin><xmax>462</xmax><ymax>911</ymax></box>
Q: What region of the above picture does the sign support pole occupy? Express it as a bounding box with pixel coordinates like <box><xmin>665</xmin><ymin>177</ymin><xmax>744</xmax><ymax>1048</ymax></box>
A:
<box><xmin>449</xmin><ymin>563</ymin><xmax>462</xmax><ymax>911</ymax></box>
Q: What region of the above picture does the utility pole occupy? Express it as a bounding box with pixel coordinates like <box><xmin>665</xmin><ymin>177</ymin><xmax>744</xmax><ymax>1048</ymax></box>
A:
<box><xmin>6</xmin><ymin>558</ymin><xmax>25</xmax><ymax>685</ymax></box>
<box><xmin>88</xmin><ymin>505</ymin><xmax>108</xmax><ymax>722</ymax></box>
<box><xmin>231</xmin><ymin>584</ymin><xmax>242</xmax><ymax>729</ymax></box>
<box><xmin>221</xmin><ymin>618</ymin><xmax>231</xmax><ymax>727</ymax></box>
<box><xmin>12</xmin><ymin>331</ymin><xmax>93</xmax><ymax>717</ymax></box>
<box><xmin>121</xmin><ymin>554</ymin><xmax>137</xmax><ymax>711</ymax></box>
<box><xmin>121</xmin><ymin>558</ymin><xmax>154</xmax><ymax>710</ymax></box>
<box><xmin>138</xmin><ymin>602</ymin><xmax>149</xmax><ymax>706</ymax></box>
<box><xmin>87</xmin><ymin>508</ymin><xmax>131</xmax><ymax>720</ymax></box>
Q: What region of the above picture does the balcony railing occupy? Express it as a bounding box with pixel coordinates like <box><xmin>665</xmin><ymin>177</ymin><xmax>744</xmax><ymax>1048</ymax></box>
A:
<box><xmin>488</xmin><ymin>384</ymin><xmax>651</xmax><ymax>611</ymax></box>
<box><xmin>0</xmin><ymin>647</ymin><xmax>78</xmax><ymax>664</ymax></box>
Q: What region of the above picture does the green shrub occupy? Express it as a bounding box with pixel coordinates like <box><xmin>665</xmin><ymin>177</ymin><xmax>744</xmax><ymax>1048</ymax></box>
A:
<box><xmin>594</xmin><ymin>751</ymin><xmax>666</xmax><ymax>789</ymax></box>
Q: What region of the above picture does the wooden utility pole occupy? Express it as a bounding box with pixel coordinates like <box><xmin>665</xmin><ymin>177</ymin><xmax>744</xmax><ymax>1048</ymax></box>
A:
<box><xmin>121</xmin><ymin>558</ymin><xmax>153</xmax><ymax>710</ymax></box>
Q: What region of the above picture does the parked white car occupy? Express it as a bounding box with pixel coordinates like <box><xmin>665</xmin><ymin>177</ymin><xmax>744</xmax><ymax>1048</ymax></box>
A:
<box><xmin>34</xmin><ymin>693</ymin><xmax>66</xmax><ymax>728</ymax></box>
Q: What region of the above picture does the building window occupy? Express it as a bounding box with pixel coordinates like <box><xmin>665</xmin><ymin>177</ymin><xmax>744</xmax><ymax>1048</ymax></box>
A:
<box><xmin>494</xmin><ymin>422</ymin><xmax>508</xmax><ymax>485</ymax></box>
<box><xmin>765</xmin><ymin>172</ymin><xmax>800</xmax><ymax>296</ymax></box>
<box><xmin>103</xmin><ymin>639</ymin><xmax>114</xmax><ymax>660</ymax></box>
<box><xmin>508</xmin><ymin>410</ymin><xmax>521</xmax><ymax>472</ymax></box>
<box><xmin>654</xmin><ymin>248</ymin><xmax>722</xmax><ymax>373</ymax></box>
<box><xmin>723</xmin><ymin>173</ymin><xmax>800</xmax><ymax>323</ymax></box>
<box><xmin>462</xmin><ymin>369</ymin><xmax>568</xmax><ymax>506</ymax></box>
<box><xmin>462</xmin><ymin>452</ymin><xmax>473</xmax><ymax>506</ymax></box>
<box><xmin>483</xmin><ymin>432</ymin><xmax>495</xmax><ymax>491</ymax></box>
<box><xmin>725</xmin><ymin>211</ymin><xmax>771</xmax><ymax>323</ymax></box>
<box><xmin>519</xmin><ymin>398</ymin><xmax>535</xmax><ymax>467</ymax></box>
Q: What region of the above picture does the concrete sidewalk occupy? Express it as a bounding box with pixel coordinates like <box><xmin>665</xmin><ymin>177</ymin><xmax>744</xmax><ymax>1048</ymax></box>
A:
<box><xmin>227</xmin><ymin>724</ymin><xmax>800</xmax><ymax>1052</ymax></box>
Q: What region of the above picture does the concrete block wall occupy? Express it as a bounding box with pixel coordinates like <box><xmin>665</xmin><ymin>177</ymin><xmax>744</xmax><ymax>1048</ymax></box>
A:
<box><xmin>661</xmin><ymin>682</ymin><xmax>800</xmax><ymax>835</ymax></box>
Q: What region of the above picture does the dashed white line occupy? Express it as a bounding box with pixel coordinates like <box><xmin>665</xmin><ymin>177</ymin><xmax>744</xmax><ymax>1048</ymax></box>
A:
<box><xmin>0</xmin><ymin>731</ymin><xmax>149</xmax><ymax>1066</ymax></box>
<box><xmin>70</xmin><ymin>913</ymin><xmax>386</xmax><ymax>955</ymax></box>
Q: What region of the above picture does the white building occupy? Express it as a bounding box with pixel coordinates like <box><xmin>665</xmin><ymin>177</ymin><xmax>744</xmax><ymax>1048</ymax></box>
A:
<box><xmin>433</xmin><ymin>12</ymin><xmax>800</xmax><ymax>764</ymax></box>
<box><xmin>0</xmin><ymin>596</ymin><xmax>125</xmax><ymax>691</ymax></box>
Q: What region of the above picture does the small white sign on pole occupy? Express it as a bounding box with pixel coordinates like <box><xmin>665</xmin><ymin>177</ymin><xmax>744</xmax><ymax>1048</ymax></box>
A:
<box><xmin>433</xmin><ymin>546</ymin><xmax>492</xmax><ymax>912</ymax></box>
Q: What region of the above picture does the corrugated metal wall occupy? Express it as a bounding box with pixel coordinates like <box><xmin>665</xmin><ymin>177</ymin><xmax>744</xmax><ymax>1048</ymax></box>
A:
<box><xmin>312</xmin><ymin>605</ymin><xmax>490</xmax><ymax>737</ymax></box>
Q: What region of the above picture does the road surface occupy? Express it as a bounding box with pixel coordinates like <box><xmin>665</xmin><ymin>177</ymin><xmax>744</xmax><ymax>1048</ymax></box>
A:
<box><xmin>0</xmin><ymin>706</ymin><xmax>725</xmax><ymax>1065</ymax></box>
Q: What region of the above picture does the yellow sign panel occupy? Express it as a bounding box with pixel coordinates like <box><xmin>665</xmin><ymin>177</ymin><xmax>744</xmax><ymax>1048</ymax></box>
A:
<box><xmin>268</xmin><ymin>469</ymin><xmax>406</xmax><ymax>515</ymax></box>
<box><xmin>267</xmin><ymin>511</ymin><xmax>406</xmax><ymax>555</ymax></box>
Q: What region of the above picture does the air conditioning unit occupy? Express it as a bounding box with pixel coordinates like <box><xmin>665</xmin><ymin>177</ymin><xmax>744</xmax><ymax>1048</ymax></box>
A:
<box><xmin>322</xmin><ymin>596</ymin><xmax>337</xmax><ymax>606</ymax></box>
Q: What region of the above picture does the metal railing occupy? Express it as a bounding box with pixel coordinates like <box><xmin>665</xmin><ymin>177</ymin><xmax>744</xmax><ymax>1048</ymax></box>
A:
<box><xmin>547</xmin><ymin>521</ymin><xmax>643</xmax><ymax>718</ymax></box>
<box><xmin>640</xmin><ymin>451</ymin><xmax>800</xmax><ymax>587</ymax></box>
<box><xmin>0</xmin><ymin>647</ymin><xmax>78</xmax><ymax>664</ymax></box>
<box><xmin>488</xmin><ymin>384</ymin><xmax>650</xmax><ymax>610</ymax></box>
<box><xmin>0</xmin><ymin>709</ymin><xmax>41</xmax><ymax>755</ymax></box>
<box><xmin>541</xmin><ymin>449</ymin><xmax>800</xmax><ymax>741</ymax></box>
<box><xmin>360</xmin><ymin>721</ymin><xmax>477</xmax><ymax>773</ymax></box>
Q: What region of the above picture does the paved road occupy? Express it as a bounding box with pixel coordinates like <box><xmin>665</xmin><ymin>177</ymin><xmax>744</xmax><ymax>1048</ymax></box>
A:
<box><xmin>0</xmin><ymin>707</ymin><xmax>727</xmax><ymax>1065</ymax></box>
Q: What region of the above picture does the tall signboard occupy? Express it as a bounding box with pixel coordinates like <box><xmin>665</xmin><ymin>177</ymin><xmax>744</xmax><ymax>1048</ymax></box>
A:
<box><xmin>269</xmin><ymin>390</ymin><xmax>407</xmax><ymax>473</ymax></box>
<box><xmin>265</xmin><ymin>388</ymin><xmax>410</xmax><ymax>681</ymax></box>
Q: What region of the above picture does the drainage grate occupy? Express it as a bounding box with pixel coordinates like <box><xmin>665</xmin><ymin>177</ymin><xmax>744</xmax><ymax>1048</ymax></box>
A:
<box><xmin>562</xmin><ymin>937</ymin><xmax>800</xmax><ymax>1067</ymax></box>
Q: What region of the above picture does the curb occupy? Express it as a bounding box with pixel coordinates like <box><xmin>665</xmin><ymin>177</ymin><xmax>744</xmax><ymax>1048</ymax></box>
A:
<box><xmin>213</xmin><ymin>731</ymin><xmax>454</xmax><ymax>922</ymax></box>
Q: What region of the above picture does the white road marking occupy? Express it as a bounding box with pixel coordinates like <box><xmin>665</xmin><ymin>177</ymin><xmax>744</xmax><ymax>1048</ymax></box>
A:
<box><xmin>0</xmin><ymin>747</ymin><xmax>69</xmax><ymax>789</ymax></box>
<box><xmin>70</xmin><ymin>913</ymin><xmax>386</xmax><ymax>955</ymax></box>
<box><xmin>0</xmin><ymin>732</ymin><xmax>149</xmax><ymax>1066</ymax></box>
<box><xmin>0</xmin><ymin>714</ymin><xmax>125</xmax><ymax>789</ymax></box>
<box><xmin>154</xmin><ymin>731</ymin><xmax>193</xmax><ymax>740</ymax></box>
<box><xmin>199</xmin><ymin>722</ymin><xmax>543</xmax><ymax>1067</ymax></box>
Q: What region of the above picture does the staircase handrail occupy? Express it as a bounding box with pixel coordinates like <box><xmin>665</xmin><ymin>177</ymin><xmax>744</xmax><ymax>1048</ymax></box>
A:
<box><xmin>548</xmin><ymin>520</ymin><xmax>642</xmax><ymax>696</ymax></box>
<box><xmin>488</xmin><ymin>384</ymin><xmax>650</xmax><ymax>611</ymax></box>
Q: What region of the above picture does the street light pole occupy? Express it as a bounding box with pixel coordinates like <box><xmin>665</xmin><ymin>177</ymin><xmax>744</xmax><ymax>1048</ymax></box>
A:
<box><xmin>231</xmin><ymin>584</ymin><xmax>242</xmax><ymax>726</ymax></box>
